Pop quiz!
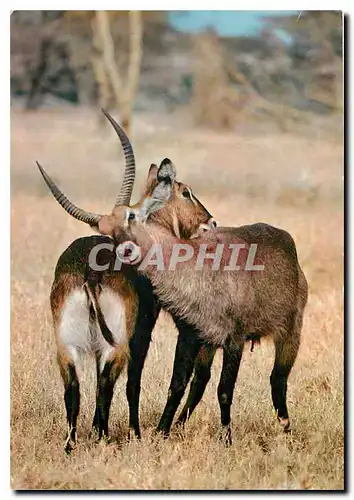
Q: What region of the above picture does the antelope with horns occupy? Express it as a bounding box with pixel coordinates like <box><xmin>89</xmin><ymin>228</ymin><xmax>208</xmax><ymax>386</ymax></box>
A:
<box><xmin>38</xmin><ymin>110</ymin><xmax>216</xmax><ymax>452</ymax></box>
<box><xmin>38</xmin><ymin>170</ymin><xmax>308</xmax><ymax>445</ymax></box>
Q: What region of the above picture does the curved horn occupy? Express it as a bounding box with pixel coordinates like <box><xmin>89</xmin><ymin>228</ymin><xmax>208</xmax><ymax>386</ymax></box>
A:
<box><xmin>36</xmin><ymin>162</ymin><xmax>102</xmax><ymax>227</ymax></box>
<box><xmin>101</xmin><ymin>109</ymin><xmax>136</xmax><ymax>207</ymax></box>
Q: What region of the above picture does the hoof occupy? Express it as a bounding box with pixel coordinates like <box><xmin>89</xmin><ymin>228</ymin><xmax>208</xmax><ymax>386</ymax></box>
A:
<box><xmin>174</xmin><ymin>418</ymin><xmax>186</xmax><ymax>430</ymax></box>
<box><xmin>127</xmin><ymin>429</ymin><xmax>141</xmax><ymax>442</ymax></box>
<box><xmin>219</xmin><ymin>426</ymin><xmax>232</xmax><ymax>446</ymax></box>
<box><xmin>96</xmin><ymin>435</ymin><xmax>116</xmax><ymax>446</ymax></box>
<box><xmin>155</xmin><ymin>427</ymin><xmax>170</xmax><ymax>439</ymax></box>
<box><xmin>175</xmin><ymin>409</ymin><xmax>189</xmax><ymax>427</ymax></box>
<box><xmin>64</xmin><ymin>439</ymin><xmax>75</xmax><ymax>455</ymax></box>
<box><xmin>89</xmin><ymin>427</ymin><xmax>99</xmax><ymax>439</ymax></box>
<box><xmin>278</xmin><ymin>417</ymin><xmax>291</xmax><ymax>432</ymax></box>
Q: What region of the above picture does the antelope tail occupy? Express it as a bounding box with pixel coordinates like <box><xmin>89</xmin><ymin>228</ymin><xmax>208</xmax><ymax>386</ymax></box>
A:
<box><xmin>84</xmin><ymin>281</ymin><xmax>116</xmax><ymax>347</ymax></box>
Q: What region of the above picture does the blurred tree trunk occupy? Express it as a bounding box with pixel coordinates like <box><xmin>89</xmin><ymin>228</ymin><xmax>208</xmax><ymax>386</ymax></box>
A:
<box><xmin>192</xmin><ymin>31</ymin><xmax>248</xmax><ymax>129</ymax></box>
<box><xmin>26</xmin><ymin>37</ymin><xmax>51</xmax><ymax>109</ymax></box>
<box><xmin>267</xmin><ymin>11</ymin><xmax>342</xmax><ymax>113</ymax></box>
<box><xmin>192</xmin><ymin>30</ymin><xmax>310</xmax><ymax>132</ymax></box>
<box><xmin>92</xmin><ymin>10</ymin><xmax>143</xmax><ymax>134</ymax></box>
<box><xmin>91</xmin><ymin>16</ymin><xmax>112</xmax><ymax>123</ymax></box>
<box><xmin>23</xmin><ymin>12</ymin><xmax>66</xmax><ymax>109</ymax></box>
<box><xmin>25</xmin><ymin>11</ymin><xmax>51</xmax><ymax>109</ymax></box>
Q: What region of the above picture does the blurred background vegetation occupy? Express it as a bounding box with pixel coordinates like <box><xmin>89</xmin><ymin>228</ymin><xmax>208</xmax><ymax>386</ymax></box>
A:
<box><xmin>10</xmin><ymin>10</ymin><xmax>343</xmax><ymax>134</ymax></box>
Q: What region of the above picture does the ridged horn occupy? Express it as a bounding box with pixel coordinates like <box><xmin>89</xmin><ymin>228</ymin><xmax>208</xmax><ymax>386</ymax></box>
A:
<box><xmin>101</xmin><ymin>109</ymin><xmax>136</xmax><ymax>207</ymax></box>
<box><xmin>36</xmin><ymin>161</ymin><xmax>102</xmax><ymax>227</ymax></box>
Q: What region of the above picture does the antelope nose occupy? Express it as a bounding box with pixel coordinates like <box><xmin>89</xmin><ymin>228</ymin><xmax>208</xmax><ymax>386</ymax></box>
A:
<box><xmin>208</xmin><ymin>218</ymin><xmax>217</xmax><ymax>228</ymax></box>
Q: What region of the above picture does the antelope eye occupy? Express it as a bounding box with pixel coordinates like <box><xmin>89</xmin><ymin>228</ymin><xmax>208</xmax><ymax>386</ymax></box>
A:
<box><xmin>182</xmin><ymin>189</ymin><xmax>190</xmax><ymax>199</ymax></box>
<box><xmin>128</xmin><ymin>212</ymin><xmax>136</xmax><ymax>221</ymax></box>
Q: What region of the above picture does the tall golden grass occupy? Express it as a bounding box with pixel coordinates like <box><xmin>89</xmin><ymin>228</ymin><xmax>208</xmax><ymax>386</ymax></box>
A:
<box><xmin>11</xmin><ymin>108</ymin><xmax>344</xmax><ymax>490</ymax></box>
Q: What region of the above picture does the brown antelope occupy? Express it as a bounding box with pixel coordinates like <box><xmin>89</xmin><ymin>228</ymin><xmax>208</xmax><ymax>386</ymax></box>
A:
<box><xmin>38</xmin><ymin>110</ymin><xmax>215</xmax><ymax>452</ymax></box>
<box><xmin>38</xmin><ymin>169</ymin><xmax>308</xmax><ymax>445</ymax></box>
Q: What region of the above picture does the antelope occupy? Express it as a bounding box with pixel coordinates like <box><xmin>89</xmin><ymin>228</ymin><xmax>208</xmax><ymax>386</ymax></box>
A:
<box><xmin>38</xmin><ymin>168</ymin><xmax>308</xmax><ymax>445</ymax></box>
<box><xmin>38</xmin><ymin>110</ymin><xmax>216</xmax><ymax>452</ymax></box>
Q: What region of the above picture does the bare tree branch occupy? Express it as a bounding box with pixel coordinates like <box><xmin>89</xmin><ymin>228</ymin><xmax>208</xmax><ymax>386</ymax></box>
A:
<box><xmin>126</xmin><ymin>11</ymin><xmax>143</xmax><ymax>111</ymax></box>
<box><xmin>91</xmin><ymin>16</ymin><xmax>111</xmax><ymax>117</ymax></box>
<box><xmin>92</xmin><ymin>10</ymin><xmax>143</xmax><ymax>133</ymax></box>
<box><xmin>94</xmin><ymin>11</ymin><xmax>124</xmax><ymax>100</ymax></box>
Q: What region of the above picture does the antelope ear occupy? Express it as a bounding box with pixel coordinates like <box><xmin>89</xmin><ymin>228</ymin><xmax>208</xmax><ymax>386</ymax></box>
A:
<box><xmin>139</xmin><ymin>180</ymin><xmax>172</xmax><ymax>221</ymax></box>
<box><xmin>145</xmin><ymin>163</ymin><xmax>159</xmax><ymax>189</ymax></box>
<box><xmin>97</xmin><ymin>215</ymin><xmax>116</xmax><ymax>237</ymax></box>
<box><xmin>157</xmin><ymin>158</ymin><xmax>176</xmax><ymax>183</ymax></box>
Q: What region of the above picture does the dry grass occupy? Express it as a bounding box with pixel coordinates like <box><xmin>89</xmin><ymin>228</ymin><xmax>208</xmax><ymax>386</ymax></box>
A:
<box><xmin>11</xmin><ymin>107</ymin><xmax>344</xmax><ymax>490</ymax></box>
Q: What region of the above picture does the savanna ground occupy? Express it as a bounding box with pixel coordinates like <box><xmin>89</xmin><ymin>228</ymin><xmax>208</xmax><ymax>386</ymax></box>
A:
<box><xmin>11</xmin><ymin>107</ymin><xmax>344</xmax><ymax>490</ymax></box>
